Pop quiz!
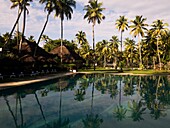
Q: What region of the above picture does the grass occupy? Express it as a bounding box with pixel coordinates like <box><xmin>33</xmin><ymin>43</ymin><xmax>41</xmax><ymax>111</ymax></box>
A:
<box><xmin>79</xmin><ymin>67</ymin><xmax>170</xmax><ymax>75</ymax></box>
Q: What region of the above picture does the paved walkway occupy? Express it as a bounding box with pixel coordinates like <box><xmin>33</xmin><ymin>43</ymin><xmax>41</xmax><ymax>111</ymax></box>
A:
<box><xmin>0</xmin><ymin>72</ymin><xmax>73</xmax><ymax>89</ymax></box>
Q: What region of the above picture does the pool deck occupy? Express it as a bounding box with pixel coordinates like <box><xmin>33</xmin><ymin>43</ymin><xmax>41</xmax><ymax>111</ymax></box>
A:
<box><xmin>0</xmin><ymin>72</ymin><xmax>74</xmax><ymax>89</ymax></box>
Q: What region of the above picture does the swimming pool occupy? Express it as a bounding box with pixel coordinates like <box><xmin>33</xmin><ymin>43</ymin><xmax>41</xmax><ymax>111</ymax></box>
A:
<box><xmin>0</xmin><ymin>73</ymin><xmax>170</xmax><ymax>128</ymax></box>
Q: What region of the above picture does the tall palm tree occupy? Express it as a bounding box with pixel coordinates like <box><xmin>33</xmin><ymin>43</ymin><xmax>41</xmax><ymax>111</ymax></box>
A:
<box><xmin>110</xmin><ymin>35</ymin><xmax>119</xmax><ymax>69</ymax></box>
<box><xmin>10</xmin><ymin>0</ymin><xmax>23</xmax><ymax>47</ymax></box>
<box><xmin>54</xmin><ymin>0</ymin><xmax>76</xmax><ymax>63</ymax></box>
<box><xmin>9</xmin><ymin>0</ymin><xmax>23</xmax><ymax>41</ymax></box>
<box><xmin>124</xmin><ymin>38</ymin><xmax>135</xmax><ymax>68</ymax></box>
<box><xmin>34</xmin><ymin>0</ymin><xmax>54</xmax><ymax>57</ymax></box>
<box><xmin>115</xmin><ymin>16</ymin><xmax>128</xmax><ymax>71</ymax></box>
<box><xmin>19</xmin><ymin>0</ymin><xmax>32</xmax><ymax>53</ymax></box>
<box><xmin>130</xmin><ymin>15</ymin><xmax>148</xmax><ymax>69</ymax></box>
<box><xmin>84</xmin><ymin>0</ymin><xmax>105</xmax><ymax>70</ymax></box>
<box><xmin>150</xmin><ymin>20</ymin><xmax>169</xmax><ymax>70</ymax></box>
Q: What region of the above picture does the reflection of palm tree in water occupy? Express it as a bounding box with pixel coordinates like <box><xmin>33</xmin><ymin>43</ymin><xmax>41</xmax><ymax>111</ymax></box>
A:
<box><xmin>52</xmin><ymin>80</ymin><xmax>70</xmax><ymax>128</ymax></box>
<box><xmin>150</xmin><ymin>76</ymin><xmax>166</xmax><ymax>119</ymax></box>
<box><xmin>34</xmin><ymin>92</ymin><xmax>47</xmax><ymax>126</ymax></box>
<box><xmin>4</xmin><ymin>94</ymin><xmax>24</xmax><ymax>128</ymax></box>
<box><xmin>82</xmin><ymin>75</ymin><xmax>103</xmax><ymax>127</ymax></box>
<box><xmin>113</xmin><ymin>76</ymin><xmax>127</xmax><ymax>121</ymax></box>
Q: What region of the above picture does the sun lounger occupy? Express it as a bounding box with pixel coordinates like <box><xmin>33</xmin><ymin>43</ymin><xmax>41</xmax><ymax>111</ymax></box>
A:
<box><xmin>10</xmin><ymin>73</ymin><xmax>16</xmax><ymax>78</ymax></box>
<box><xmin>19</xmin><ymin>72</ymin><xmax>24</xmax><ymax>77</ymax></box>
<box><xmin>0</xmin><ymin>73</ymin><xmax>3</xmax><ymax>80</ymax></box>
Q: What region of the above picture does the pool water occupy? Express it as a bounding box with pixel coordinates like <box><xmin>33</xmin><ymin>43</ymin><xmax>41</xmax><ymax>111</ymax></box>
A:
<box><xmin>0</xmin><ymin>73</ymin><xmax>170</xmax><ymax>128</ymax></box>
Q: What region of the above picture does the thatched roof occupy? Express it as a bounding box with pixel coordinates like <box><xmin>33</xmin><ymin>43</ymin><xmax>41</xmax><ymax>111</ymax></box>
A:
<box><xmin>50</xmin><ymin>45</ymin><xmax>84</xmax><ymax>63</ymax></box>
<box><xmin>13</xmin><ymin>39</ymin><xmax>56</xmax><ymax>64</ymax></box>
<box><xmin>19</xmin><ymin>54</ymin><xmax>35</xmax><ymax>63</ymax></box>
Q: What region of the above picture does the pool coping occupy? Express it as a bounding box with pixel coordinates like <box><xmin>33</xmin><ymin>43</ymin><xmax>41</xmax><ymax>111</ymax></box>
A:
<box><xmin>0</xmin><ymin>72</ymin><xmax>74</xmax><ymax>89</ymax></box>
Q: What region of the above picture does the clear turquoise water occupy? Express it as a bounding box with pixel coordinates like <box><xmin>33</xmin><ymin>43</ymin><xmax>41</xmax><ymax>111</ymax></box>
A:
<box><xmin>0</xmin><ymin>74</ymin><xmax>170</xmax><ymax>128</ymax></box>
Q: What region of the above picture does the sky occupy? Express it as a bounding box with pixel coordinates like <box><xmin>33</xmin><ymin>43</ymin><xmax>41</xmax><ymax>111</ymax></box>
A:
<box><xmin>0</xmin><ymin>0</ymin><xmax>170</xmax><ymax>47</ymax></box>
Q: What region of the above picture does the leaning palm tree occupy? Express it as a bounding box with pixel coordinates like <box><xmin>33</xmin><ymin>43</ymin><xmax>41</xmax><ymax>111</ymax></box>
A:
<box><xmin>150</xmin><ymin>20</ymin><xmax>169</xmax><ymax>70</ymax></box>
<box><xmin>54</xmin><ymin>0</ymin><xmax>76</xmax><ymax>63</ymax></box>
<box><xmin>9</xmin><ymin>0</ymin><xmax>23</xmax><ymax>41</ymax></box>
<box><xmin>115</xmin><ymin>16</ymin><xmax>128</xmax><ymax>71</ymax></box>
<box><xmin>84</xmin><ymin>0</ymin><xmax>105</xmax><ymax>70</ymax></box>
<box><xmin>130</xmin><ymin>15</ymin><xmax>148</xmax><ymax>69</ymax></box>
<box><xmin>34</xmin><ymin>0</ymin><xmax>54</xmax><ymax>57</ymax></box>
<box><xmin>10</xmin><ymin>0</ymin><xmax>23</xmax><ymax>46</ymax></box>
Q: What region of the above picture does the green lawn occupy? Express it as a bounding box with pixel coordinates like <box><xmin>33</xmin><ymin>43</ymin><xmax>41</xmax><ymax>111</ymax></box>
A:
<box><xmin>79</xmin><ymin>67</ymin><xmax>170</xmax><ymax>75</ymax></box>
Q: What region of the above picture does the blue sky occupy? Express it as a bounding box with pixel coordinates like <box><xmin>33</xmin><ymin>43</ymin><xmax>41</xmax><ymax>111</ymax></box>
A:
<box><xmin>0</xmin><ymin>0</ymin><xmax>170</xmax><ymax>47</ymax></box>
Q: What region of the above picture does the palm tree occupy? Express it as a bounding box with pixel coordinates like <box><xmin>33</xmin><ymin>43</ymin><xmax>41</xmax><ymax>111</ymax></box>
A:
<box><xmin>110</xmin><ymin>35</ymin><xmax>119</xmax><ymax>69</ymax></box>
<box><xmin>19</xmin><ymin>0</ymin><xmax>32</xmax><ymax>53</ymax></box>
<box><xmin>9</xmin><ymin>0</ymin><xmax>23</xmax><ymax>41</ymax></box>
<box><xmin>10</xmin><ymin>0</ymin><xmax>23</xmax><ymax>47</ymax></box>
<box><xmin>150</xmin><ymin>20</ymin><xmax>169</xmax><ymax>70</ymax></box>
<box><xmin>130</xmin><ymin>15</ymin><xmax>148</xmax><ymax>69</ymax></box>
<box><xmin>124</xmin><ymin>38</ymin><xmax>135</xmax><ymax>68</ymax></box>
<box><xmin>84</xmin><ymin>0</ymin><xmax>105</xmax><ymax>70</ymax></box>
<box><xmin>75</xmin><ymin>31</ymin><xmax>87</xmax><ymax>48</ymax></box>
<box><xmin>115</xmin><ymin>16</ymin><xmax>128</xmax><ymax>71</ymax></box>
<box><xmin>54</xmin><ymin>0</ymin><xmax>76</xmax><ymax>63</ymax></box>
<box><xmin>34</xmin><ymin>0</ymin><xmax>54</xmax><ymax>57</ymax></box>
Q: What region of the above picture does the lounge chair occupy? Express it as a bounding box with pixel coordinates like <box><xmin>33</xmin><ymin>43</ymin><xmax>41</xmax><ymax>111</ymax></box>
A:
<box><xmin>0</xmin><ymin>73</ymin><xmax>3</xmax><ymax>80</ymax></box>
<box><xmin>30</xmin><ymin>71</ymin><xmax>36</xmax><ymax>76</ymax></box>
<box><xmin>10</xmin><ymin>72</ymin><xmax>16</xmax><ymax>78</ymax></box>
<box><xmin>19</xmin><ymin>72</ymin><xmax>24</xmax><ymax>77</ymax></box>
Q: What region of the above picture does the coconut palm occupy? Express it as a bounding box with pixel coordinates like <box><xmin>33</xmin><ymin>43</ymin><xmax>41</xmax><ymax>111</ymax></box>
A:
<box><xmin>124</xmin><ymin>38</ymin><xmax>135</xmax><ymax>68</ymax></box>
<box><xmin>19</xmin><ymin>0</ymin><xmax>32</xmax><ymax>53</ymax></box>
<box><xmin>53</xmin><ymin>0</ymin><xmax>76</xmax><ymax>63</ymax></box>
<box><xmin>150</xmin><ymin>20</ymin><xmax>169</xmax><ymax>70</ymax></box>
<box><xmin>110</xmin><ymin>35</ymin><xmax>119</xmax><ymax>69</ymax></box>
<box><xmin>9</xmin><ymin>0</ymin><xmax>23</xmax><ymax>41</ymax></box>
<box><xmin>84</xmin><ymin>0</ymin><xmax>105</xmax><ymax>70</ymax></box>
<box><xmin>130</xmin><ymin>15</ymin><xmax>148</xmax><ymax>69</ymax></box>
<box><xmin>75</xmin><ymin>31</ymin><xmax>87</xmax><ymax>47</ymax></box>
<box><xmin>115</xmin><ymin>16</ymin><xmax>128</xmax><ymax>71</ymax></box>
<box><xmin>34</xmin><ymin>0</ymin><xmax>54</xmax><ymax>57</ymax></box>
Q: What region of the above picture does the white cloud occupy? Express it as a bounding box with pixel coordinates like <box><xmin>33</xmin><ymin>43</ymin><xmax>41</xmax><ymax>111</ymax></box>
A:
<box><xmin>0</xmin><ymin>0</ymin><xmax>170</xmax><ymax>47</ymax></box>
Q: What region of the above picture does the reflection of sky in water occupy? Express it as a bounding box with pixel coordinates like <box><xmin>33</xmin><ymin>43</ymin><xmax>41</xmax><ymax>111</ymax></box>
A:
<box><xmin>0</xmin><ymin>74</ymin><xmax>170</xmax><ymax>128</ymax></box>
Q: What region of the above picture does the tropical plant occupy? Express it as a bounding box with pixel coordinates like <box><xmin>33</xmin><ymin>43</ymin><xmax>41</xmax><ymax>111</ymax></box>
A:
<box><xmin>34</xmin><ymin>0</ymin><xmax>54</xmax><ymax>57</ymax></box>
<box><xmin>124</xmin><ymin>38</ymin><xmax>136</xmax><ymax>68</ymax></box>
<box><xmin>84</xmin><ymin>0</ymin><xmax>105</xmax><ymax>70</ymax></box>
<box><xmin>54</xmin><ymin>0</ymin><xmax>76</xmax><ymax>63</ymax></box>
<box><xmin>75</xmin><ymin>31</ymin><xmax>87</xmax><ymax>47</ymax></box>
<box><xmin>115</xmin><ymin>16</ymin><xmax>128</xmax><ymax>71</ymax></box>
<box><xmin>150</xmin><ymin>19</ymin><xmax>169</xmax><ymax>70</ymax></box>
<box><xmin>109</xmin><ymin>35</ymin><xmax>119</xmax><ymax>69</ymax></box>
<box><xmin>19</xmin><ymin>0</ymin><xmax>33</xmax><ymax>53</ymax></box>
<box><xmin>130</xmin><ymin>15</ymin><xmax>148</xmax><ymax>69</ymax></box>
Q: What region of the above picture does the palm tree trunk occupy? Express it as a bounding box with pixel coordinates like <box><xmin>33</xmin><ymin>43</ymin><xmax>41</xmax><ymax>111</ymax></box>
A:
<box><xmin>92</xmin><ymin>23</ymin><xmax>95</xmax><ymax>71</ymax></box>
<box><xmin>120</xmin><ymin>31</ymin><xmax>123</xmax><ymax>71</ymax></box>
<box><xmin>34</xmin><ymin>13</ymin><xmax>50</xmax><ymax>57</ymax></box>
<box><xmin>17</xmin><ymin>8</ymin><xmax>20</xmax><ymax>47</ymax></box>
<box><xmin>104</xmin><ymin>55</ymin><xmax>106</xmax><ymax>67</ymax></box>
<box><xmin>157</xmin><ymin>37</ymin><xmax>161</xmax><ymax>70</ymax></box>
<box><xmin>60</xmin><ymin>19</ymin><xmax>63</xmax><ymax>64</ymax></box>
<box><xmin>5</xmin><ymin>8</ymin><xmax>23</xmax><ymax>45</ymax></box>
<box><xmin>138</xmin><ymin>35</ymin><xmax>142</xmax><ymax>69</ymax></box>
<box><xmin>19</xmin><ymin>5</ymin><xmax>26</xmax><ymax>53</ymax></box>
